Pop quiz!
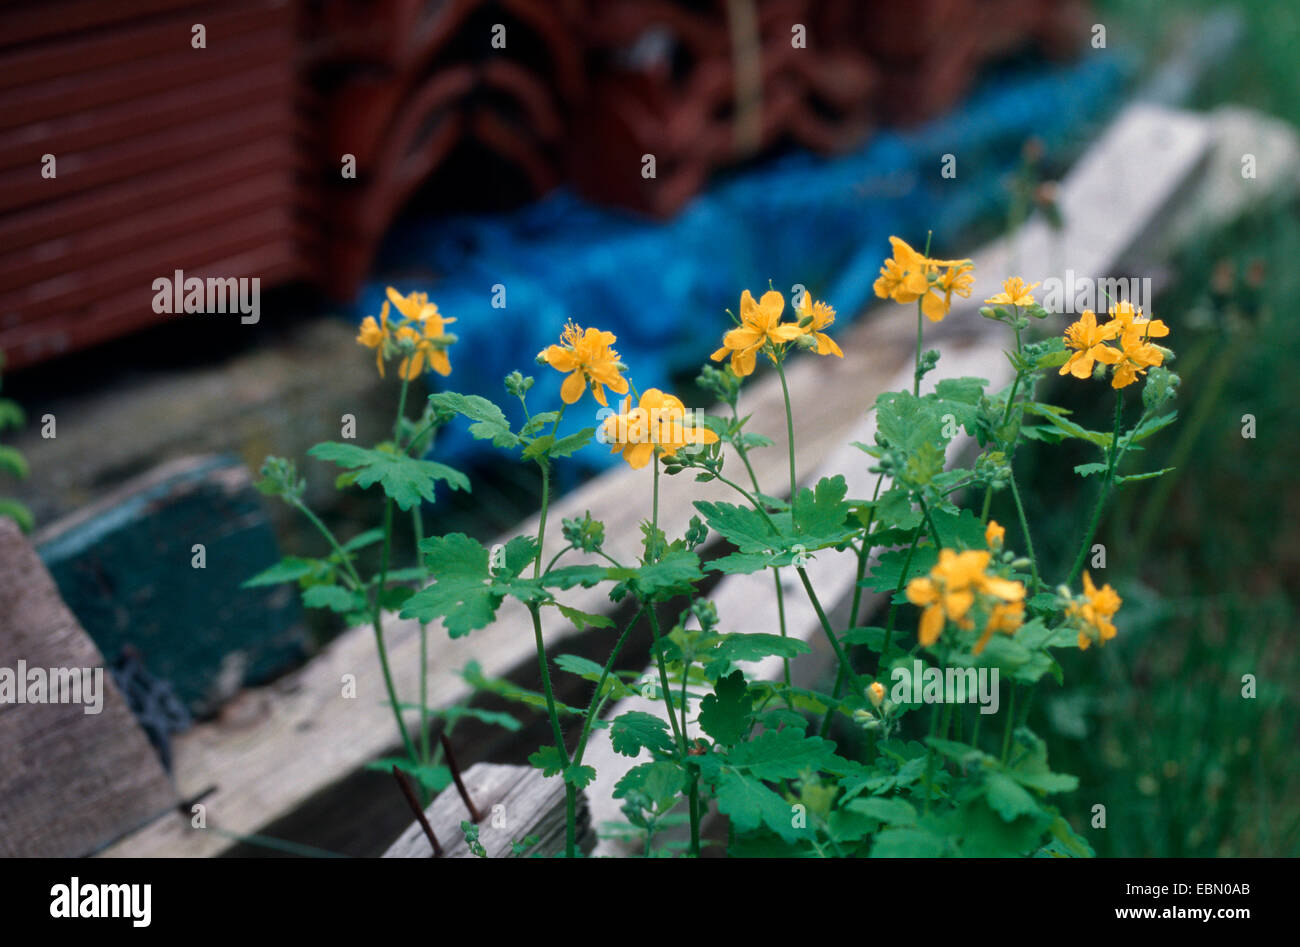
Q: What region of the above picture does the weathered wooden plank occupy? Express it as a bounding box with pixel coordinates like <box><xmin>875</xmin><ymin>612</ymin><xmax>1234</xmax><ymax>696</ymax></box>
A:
<box><xmin>383</xmin><ymin>763</ymin><xmax>592</xmax><ymax>858</ymax></box>
<box><xmin>0</xmin><ymin>517</ymin><xmax>177</xmax><ymax>856</ymax></box>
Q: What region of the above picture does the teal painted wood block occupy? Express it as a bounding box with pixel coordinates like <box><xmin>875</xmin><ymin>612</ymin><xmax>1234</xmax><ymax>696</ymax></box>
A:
<box><xmin>36</xmin><ymin>454</ymin><xmax>305</xmax><ymax>716</ymax></box>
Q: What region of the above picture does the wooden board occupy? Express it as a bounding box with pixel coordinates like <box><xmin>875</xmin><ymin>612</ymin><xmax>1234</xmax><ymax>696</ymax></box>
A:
<box><xmin>383</xmin><ymin>762</ymin><xmax>592</xmax><ymax>858</ymax></box>
<box><xmin>0</xmin><ymin>517</ymin><xmax>177</xmax><ymax>857</ymax></box>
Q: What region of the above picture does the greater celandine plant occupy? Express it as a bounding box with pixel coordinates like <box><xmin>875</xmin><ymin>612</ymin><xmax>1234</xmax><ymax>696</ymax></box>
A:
<box><xmin>252</xmin><ymin>237</ymin><xmax>1179</xmax><ymax>857</ymax></box>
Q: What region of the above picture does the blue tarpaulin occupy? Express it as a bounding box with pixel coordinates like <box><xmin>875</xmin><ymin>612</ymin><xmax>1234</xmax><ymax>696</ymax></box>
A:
<box><xmin>359</xmin><ymin>56</ymin><xmax>1132</xmax><ymax>473</ymax></box>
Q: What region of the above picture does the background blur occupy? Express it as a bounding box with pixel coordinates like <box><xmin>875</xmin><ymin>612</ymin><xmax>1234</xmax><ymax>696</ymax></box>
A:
<box><xmin>1</xmin><ymin>0</ymin><xmax>1295</xmax><ymax>857</ymax></box>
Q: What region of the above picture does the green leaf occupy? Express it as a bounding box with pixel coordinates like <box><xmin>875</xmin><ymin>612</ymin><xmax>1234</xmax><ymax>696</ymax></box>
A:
<box><xmin>841</xmin><ymin>627</ymin><xmax>887</xmax><ymax>649</ymax></box>
<box><xmin>0</xmin><ymin>497</ymin><xmax>34</xmax><ymax>532</ymax></box>
<box><xmin>552</xmin><ymin>603</ymin><xmax>614</xmax><ymax>629</ymax></box>
<box><xmin>624</xmin><ymin>548</ymin><xmax>705</xmax><ymax>600</ymax></box>
<box><xmin>302</xmin><ymin>584</ymin><xmax>366</xmax><ymax>613</ymax></box>
<box><xmin>367</xmin><ymin>757</ymin><xmax>452</xmax><ymax>793</ymax></box>
<box><xmin>403</xmin><ymin>533</ymin><xmax>545</xmax><ymax>637</ymax></box>
<box><xmin>927</xmin><ymin>506</ymin><xmax>987</xmax><ymax>550</ymax></box>
<box><xmin>564</xmin><ymin>764</ymin><xmax>597</xmax><ymax>790</ymax></box>
<box><xmin>523</xmin><ymin>427</ymin><xmax>596</xmax><ymax>461</ymax></box>
<box><xmin>614</xmin><ymin>760</ymin><xmax>687</xmax><ymax>809</ymax></box>
<box><xmin>528</xmin><ymin>744</ymin><xmax>566</xmax><ymax>777</ymax></box>
<box><xmin>713</xmin><ymin>770</ymin><xmax>804</xmax><ymax>843</ymax></box>
<box><xmin>984</xmin><ymin>772</ymin><xmax>1042</xmax><ymax>822</ymax></box>
<box><xmin>1116</xmin><ymin>466</ymin><xmax>1175</xmax><ymax>484</ymax></box>
<box><xmin>693</xmin><ymin>500</ymin><xmax>778</xmax><ymax>553</ymax></box>
<box><xmin>873</xmin><ymin>486</ymin><xmax>924</xmax><ymax>530</ymax></box>
<box><xmin>710</xmin><ymin>633</ymin><xmax>811</xmax><ymax>667</ymax></box>
<box><xmin>725</xmin><ymin>728</ymin><xmax>837</xmax><ymax>780</ymax></box>
<box><xmin>1073</xmin><ymin>462</ymin><xmax>1109</xmax><ymax>478</ymax></box>
<box><xmin>428</xmin><ymin>392</ymin><xmax>519</xmax><ymax>448</ymax></box>
<box><xmin>308</xmin><ymin>442</ymin><xmax>469</xmax><ymax>510</ymax></box>
<box><xmin>698</xmin><ymin>670</ymin><xmax>752</xmax><ymax>746</ymax></box>
<box><xmin>541</xmin><ymin>565</ymin><xmax>613</xmax><ymax>589</ymax></box>
<box><xmin>610</xmin><ymin>711</ymin><xmax>676</xmax><ymax>757</ymax></box>
<box><xmin>0</xmin><ymin>445</ymin><xmax>29</xmax><ymax>479</ymax></box>
<box><xmin>0</xmin><ymin>398</ymin><xmax>25</xmax><ymax>431</ymax></box>
<box><xmin>848</xmin><ymin>796</ymin><xmax>918</xmax><ymax>826</ymax></box>
<box><xmin>790</xmin><ymin>475</ymin><xmax>855</xmax><ymax>541</ymax></box>
<box><xmin>872</xmin><ymin>826</ymin><xmax>948</xmax><ymax>857</ymax></box>
<box><xmin>866</xmin><ymin>544</ymin><xmax>938</xmax><ymax>599</ymax></box>
<box><xmin>1007</xmin><ymin>729</ymin><xmax>1079</xmax><ymax>794</ymax></box>
<box><xmin>340</xmin><ymin>528</ymin><xmax>386</xmax><ymax>553</ymax></box>
<box><xmin>243</xmin><ymin>556</ymin><xmax>320</xmax><ymax>588</ymax></box>
<box><xmin>1024</xmin><ymin>403</ymin><xmax>1111</xmax><ymax>447</ymax></box>
<box><xmin>1124</xmin><ymin>410</ymin><xmax>1177</xmax><ymax>445</ymax></box>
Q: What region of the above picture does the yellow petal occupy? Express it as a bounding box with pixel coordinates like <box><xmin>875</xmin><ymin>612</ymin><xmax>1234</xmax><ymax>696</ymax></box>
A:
<box><xmin>560</xmin><ymin>371</ymin><xmax>586</xmax><ymax>404</ymax></box>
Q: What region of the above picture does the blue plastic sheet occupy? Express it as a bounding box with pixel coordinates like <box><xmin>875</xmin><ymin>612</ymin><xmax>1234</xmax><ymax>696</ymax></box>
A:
<box><xmin>358</xmin><ymin>56</ymin><xmax>1132</xmax><ymax>474</ymax></box>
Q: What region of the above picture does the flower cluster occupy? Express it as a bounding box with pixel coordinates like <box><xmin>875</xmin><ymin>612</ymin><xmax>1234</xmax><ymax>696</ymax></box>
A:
<box><xmin>1060</xmin><ymin>300</ymin><xmax>1170</xmax><ymax>389</ymax></box>
<box><xmin>710</xmin><ymin>287</ymin><xmax>843</xmax><ymax>377</ymax></box>
<box><xmin>600</xmin><ymin>389</ymin><xmax>719</xmax><ymax>469</ymax></box>
<box><xmin>905</xmin><ymin>535</ymin><xmax>1026</xmax><ymax>654</ymax></box>
<box><xmin>356</xmin><ymin>287</ymin><xmax>457</xmax><ymax>380</ymax></box>
<box><xmin>873</xmin><ymin>235</ymin><xmax>975</xmax><ymax>322</ymax></box>
<box><xmin>1062</xmin><ymin>572</ymin><xmax>1122</xmax><ymax>650</ymax></box>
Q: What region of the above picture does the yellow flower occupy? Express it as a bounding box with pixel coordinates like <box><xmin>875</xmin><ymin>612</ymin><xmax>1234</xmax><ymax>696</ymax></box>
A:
<box><xmin>1106</xmin><ymin>302</ymin><xmax>1169</xmax><ymax>389</ymax></box>
<box><xmin>1070</xmin><ymin>572</ymin><xmax>1121</xmax><ymax>649</ymax></box>
<box><xmin>710</xmin><ymin>289</ymin><xmax>803</xmax><ymax>377</ymax></box>
<box><xmin>867</xmin><ymin>682</ymin><xmax>886</xmax><ymax>708</ymax></box>
<box><xmin>985</xmin><ymin>520</ymin><xmax>1005</xmax><ymax>549</ymax></box>
<box><xmin>1110</xmin><ymin>327</ymin><xmax>1164</xmax><ymax>389</ymax></box>
<box><xmin>1108</xmin><ymin>301</ymin><xmax>1168</xmax><ymax>340</ymax></box>
<box><xmin>1060</xmin><ymin>309</ymin><xmax>1121</xmax><ymax>379</ymax></box>
<box><xmin>386</xmin><ymin>286</ymin><xmax>439</xmax><ymax>323</ymax></box>
<box><xmin>395</xmin><ymin>314</ymin><xmax>454</xmax><ymax>380</ymax></box>
<box><xmin>873</xmin><ymin>236</ymin><xmax>931</xmax><ymax>302</ymax></box>
<box><xmin>601</xmin><ymin>389</ymin><xmax>719</xmax><ymax>470</ymax></box>
<box><xmin>796</xmin><ymin>291</ymin><xmax>843</xmax><ymax>358</ymax></box>
<box><xmin>984</xmin><ymin>276</ymin><xmax>1040</xmax><ymax>307</ymax></box>
<box><xmin>907</xmin><ymin>549</ymin><xmax>1025</xmax><ymax>649</ymax></box>
<box><xmin>356</xmin><ymin>301</ymin><xmax>392</xmax><ymax>376</ymax></box>
<box><xmin>975</xmin><ymin>600</ymin><xmax>1024</xmax><ymax>655</ymax></box>
<box><xmin>873</xmin><ymin>236</ymin><xmax>973</xmax><ymax>322</ymax></box>
<box><xmin>919</xmin><ymin>263</ymin><xmax>975</xmax><ymax>322</ymax></box>
<box><xmin>542</xmin><ymin>322</ymin><xmax>629</xmax><ymax>407</ymax></box>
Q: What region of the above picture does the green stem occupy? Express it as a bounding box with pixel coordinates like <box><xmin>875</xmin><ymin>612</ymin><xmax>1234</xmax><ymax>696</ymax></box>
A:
<box><xmin>572</xmin><ymin>608</ymin><xmax>644</xmax><ymax>766</ymax></box>
<box><xmin>1067</xmin><ymin>391</ymin><xmax>1126</xmax><ymax>586</ymax></box>
<box><xmin>796</xmin><ymin>566</ymin><xmax>858</xmax><ymax>691</ymax></box>
<box><xmin>292</xmin><ymin>500</ymin><xmax>415</xmax><ymax>764</ymax></box>
<box><xmin>733</xmin><ymin>420</ymin><xmax>792</xmax><ymax>693</ymax></box>
<box><xmin>1007</xmin><ymin>470</ymin><xmax>1041</xmax><ymax>592</ymax></box>
<box><xmin>819</xmin><ymin>474</ymin><xmax>885</xmax><ymax>737</ymax></box>
<box><xmin>411</xmin><ymin>505</ymin><xmax>431</xmax><ymax>764</ymax></box>
<box><xmin>774</xmin><ymin>360</ymin><xmax>798</xmax><ymax>505</ymax></box>
<box><xmin>914</xmin><ymin>298</ymin><xmax>925</xmax><ymax>396</ymax></box>
<box><xmin>1001</xmin><ymin>685</ymin><xmax>1018</xmax><ymax>763</ymax></box>
<box><xmin>878</xmin><ymin>525</ymin><xmax>923</xmax><ymax>668</ymax></box>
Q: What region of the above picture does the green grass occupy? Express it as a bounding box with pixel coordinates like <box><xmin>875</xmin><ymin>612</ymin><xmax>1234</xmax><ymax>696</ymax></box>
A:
<box><xmin>998</xmin><ymin>1</ymin><xmax>1300</xmax><ymax>856</ymax></box>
